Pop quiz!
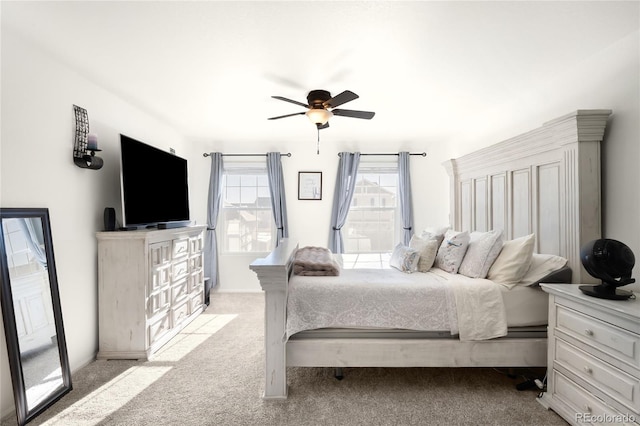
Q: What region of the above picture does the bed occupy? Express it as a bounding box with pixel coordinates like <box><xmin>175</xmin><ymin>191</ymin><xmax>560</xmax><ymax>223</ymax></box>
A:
<box><xmin>250</xmin><ymin>109</ymin><xmax>611</xmax><ymax>399</ymax></box>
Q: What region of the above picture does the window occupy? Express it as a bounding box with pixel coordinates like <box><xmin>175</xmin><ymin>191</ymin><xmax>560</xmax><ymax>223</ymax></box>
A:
<box><xmin>220</xmin><ymin>163</ymin><xmax>275</xmax><ymax>253</ymax></box>
<box><xmin>343</xmin><ymin>160</ymin><xmax>400</xmax><ymax>256</ymax></box>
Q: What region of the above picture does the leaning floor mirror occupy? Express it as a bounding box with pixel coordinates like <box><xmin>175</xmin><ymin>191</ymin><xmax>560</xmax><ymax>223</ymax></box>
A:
<box><xmin>0</xmin><ymin>208</ymin><xmax>72</xmax><ymax>425</ymax></box>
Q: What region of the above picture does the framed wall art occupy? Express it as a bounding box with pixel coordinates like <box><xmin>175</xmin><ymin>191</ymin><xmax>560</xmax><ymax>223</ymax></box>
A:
<box><xmin>298</xmin><ymin>171</ymin><xmax>322</xmax><ymax>200</ymax></box>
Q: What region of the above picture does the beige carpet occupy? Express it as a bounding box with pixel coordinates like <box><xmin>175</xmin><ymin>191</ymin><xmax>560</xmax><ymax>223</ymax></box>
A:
<box><xmin>3</xmin><ymin>293</ymin><xmax>567</xmax><ymax>426</ymax></box>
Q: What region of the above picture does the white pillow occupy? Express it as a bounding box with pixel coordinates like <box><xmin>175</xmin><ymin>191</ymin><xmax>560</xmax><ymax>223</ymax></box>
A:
<box><xmin>389</xmin><ymin>243</ymin><xmax>420</xmax><ymax>273</ymax></box>
<box><xmin>409</xmin><ymin>234</ymin><xmax>439</xmax><ymax>272</ymax></box>
<box><xmin>487</xmin><ymin>234</ymin><xmax>536</xmax><ymax>286</ymax></box>
<box><xmin>458</xmin><ymin>230</ymin><xmax>504</xmax><ymax>278</ymax></box>
<box><xmin>518</xmin><ymin>253</ymin><xmax>568</xmax><ymax>286</ymax></box>
<box><xmin>422</xmin><ymin>226</ymin><xmax>449</xmax><ymax>246</ymax></box>
<box><xmin>434</xmin><ymin>230</ymin><xmax>470</xmax><ymax>274</ymax></box>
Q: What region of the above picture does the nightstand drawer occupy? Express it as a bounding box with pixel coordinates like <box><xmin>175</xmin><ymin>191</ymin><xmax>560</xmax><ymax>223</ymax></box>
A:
<box><xmin>555</xmin><ymin>339</ymin><xmax>640</xmax><ymax>414</ymax></box>
<box><xmin>556</xmin><ymin>305</ymin><xmax>639</xmax><ymax>368</ymax></box>
<box><xmin>553</xmin><ymin>371</ymin><xmax>629</xmax><ymax>425</ymax></box>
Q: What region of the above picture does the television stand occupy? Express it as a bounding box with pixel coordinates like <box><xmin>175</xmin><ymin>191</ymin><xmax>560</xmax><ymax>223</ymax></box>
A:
<box><xmin>97</xmin><ymin>226</ymin><xmax>206</xmax><ymax>360</ymax></box>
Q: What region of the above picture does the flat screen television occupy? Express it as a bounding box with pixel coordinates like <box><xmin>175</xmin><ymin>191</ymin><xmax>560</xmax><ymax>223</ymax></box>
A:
<box><xmin>120</xmin><ymin>134</ymin><xmax>190</xmax><ymax>229</ymax></box>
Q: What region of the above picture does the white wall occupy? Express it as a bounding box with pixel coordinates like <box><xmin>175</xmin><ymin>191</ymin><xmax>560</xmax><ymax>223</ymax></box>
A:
<box><xmin>0</xmin><ymin>29</ymin><xmax>195</xmax><ymax>419</ymax></box>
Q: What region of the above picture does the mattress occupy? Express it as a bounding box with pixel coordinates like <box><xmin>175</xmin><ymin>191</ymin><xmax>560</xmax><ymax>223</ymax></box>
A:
<box><xmin>500</xmin><ymin>283</ymin><xmax>549</xmax><ymax>327</ymax></box>
<box><xmin>287</xmin><ymin>268</ymin><xmax>551</xmax><ymax>340</ymax></box>
<box><xmin>286</xmin><ymin>268</ymin><xmax>526</xmax><ymax>341</ymax></box>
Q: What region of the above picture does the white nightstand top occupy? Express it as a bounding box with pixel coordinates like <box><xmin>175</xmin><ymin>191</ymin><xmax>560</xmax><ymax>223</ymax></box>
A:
<box><xmin>540</xmin><ymin>283</ymin><xmax>640</xmax><ymax>324</ymax></box>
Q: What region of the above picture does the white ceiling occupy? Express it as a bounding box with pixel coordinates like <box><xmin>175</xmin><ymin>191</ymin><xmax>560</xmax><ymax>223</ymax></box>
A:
<box><xmin>3</xmin><ymin>1</ymin><xmax>638</xmax><ymax>147</ymax></box>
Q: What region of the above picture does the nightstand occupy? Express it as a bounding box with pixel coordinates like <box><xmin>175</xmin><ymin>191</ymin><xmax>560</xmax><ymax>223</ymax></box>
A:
<box><xmin>539</xmin><ymin>283</ymin><xmax>639</xmax><ymax>425</ymax></box>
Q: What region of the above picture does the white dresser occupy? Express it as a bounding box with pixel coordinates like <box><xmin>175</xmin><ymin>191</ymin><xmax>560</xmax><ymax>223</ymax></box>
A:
<box><xmin>539</xmin><ymin>283</ymin><xmax>639</xmax><ymax>425</ymax></box>
<box><xmin>97</xmin><ymin>226</ymin><xmax>206</xmax><ymax>360</ymax></box>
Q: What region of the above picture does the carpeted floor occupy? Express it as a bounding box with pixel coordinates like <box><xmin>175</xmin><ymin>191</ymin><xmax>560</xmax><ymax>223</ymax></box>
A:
<box><xmin>2</xmin><ymin>293</ymin><xmax>567</xmax><ymax>426</ymax></box>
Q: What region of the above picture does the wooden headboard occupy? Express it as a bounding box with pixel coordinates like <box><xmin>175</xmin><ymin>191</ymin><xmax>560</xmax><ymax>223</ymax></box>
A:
<box><xmin>443</xmin><ymin>110</ymin><xmax>611</xmax><ymax>284</ymax></box>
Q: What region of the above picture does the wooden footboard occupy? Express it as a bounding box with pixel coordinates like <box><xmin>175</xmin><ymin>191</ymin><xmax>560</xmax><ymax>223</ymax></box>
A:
<box><xmin>287</xmin><ymin>338</ymin><xmax>547</xmax><ymax>368</ymax></box>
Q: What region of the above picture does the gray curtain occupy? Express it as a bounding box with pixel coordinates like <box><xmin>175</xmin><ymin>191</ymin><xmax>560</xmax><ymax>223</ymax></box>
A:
<box><xmin>329</xmin><ymin>152</ymin><xmax>361</xmax><ymax>253</ymax></box>
<box><xmin>17</xmin><ymin>218</ymin><xmax>47</xmax><ymax>267</ymax></box>
<box><xmin>398</xmin><ymin>151</ymin><xmax>414</xmax><ymax>245</ymax></box>
<box><xmin>204</xmin><ymin>153</ymin><xmax>224</xmax><ymax>298</ymax></box>
<box><xmin>266</xmin><ymin>152</ymin><xmax>288</xmax><ymax>246</ymax></box>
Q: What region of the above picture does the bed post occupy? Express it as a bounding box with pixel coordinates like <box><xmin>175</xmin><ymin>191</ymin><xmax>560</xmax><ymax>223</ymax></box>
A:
<box><xmin>249</xmin><ymin>239</ymin><xmax>298</xmax><ymax>399</ymax></box>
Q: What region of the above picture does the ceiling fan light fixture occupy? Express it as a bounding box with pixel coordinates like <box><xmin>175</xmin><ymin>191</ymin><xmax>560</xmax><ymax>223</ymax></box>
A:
<box><xmin>306</xmin><ymin>108</ymin><xmax>333</xmax><ymax>125</ymax></box>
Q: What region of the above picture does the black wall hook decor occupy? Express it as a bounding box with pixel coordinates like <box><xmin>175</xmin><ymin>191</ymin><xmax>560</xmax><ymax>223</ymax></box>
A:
<box><xmin>73</xmin><ymin>105</ymin><xmax>103</xmax><ymax>170</ymax></box>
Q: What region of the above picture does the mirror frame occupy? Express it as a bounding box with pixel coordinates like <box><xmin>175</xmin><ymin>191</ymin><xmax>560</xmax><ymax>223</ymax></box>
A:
<box><xmin>0</xmin><ymin>208</ymin><xmax>72</xmax><ymax>425</ymax></box>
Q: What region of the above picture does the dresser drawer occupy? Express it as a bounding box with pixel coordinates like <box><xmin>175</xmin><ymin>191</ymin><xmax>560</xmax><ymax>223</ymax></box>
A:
<box><xmin>148</xmin><ymin>312</ymin><xmax>170</xmax><ymax>346</ymax></box>
<box><xmin>189</xmin><ymin>234</ymin><xmax>204</xmax><ymax>255</ymax></box>
<box><xmin>172</xmin><ymin>259</ymin><xmax>189</xmax><ymax>282</ymax></box>
<box><xmin>171</xmin><ymin>279</ymin><xmax>188</xmax><ymax>303</ymax></box>
<box><xmin>553</xmin><ymin>371</ymin><xmax>631</xmax><ymax>425</ymax></box>
<box><xmin>150</xmin><ymin>242</ymin><xmax>171</xmax><ymax>267</ymax></box>
<box><xmin>555</xmin><ymin>339</ymin><xmax>640</xmax><ymax>414</ymax></box>
<box><xmin>171</xmin><ymin>299</ymin><xmax>189</xmax><ymax>327</ymax></box>
<box><xmin>149</xmin><ymin>265</ymin><xmax>171</xmax><ymax>294</ymax></box>
<box><xmin>189</xmin><ymin>269</ymin><xmax>204</xmax><ymax>293</ymax></box>
<box><xmin>189</xmin><ymin>252</ymin><xmax>203</xmax><ymax>271</ymax></box>
<box><xmin>556</xmin><ymin>305</ymin><xmax>639</xmax><ymax>368</ymax></box>
<box><xmin>189</xmin><ymin>289</ymin><xmax>204</xmax><ymax>314</ymax></box>
<box><xmin>147</xmin><ymin>286</ymin><xmax>170</xmax><ymax>317</ymax></box>
<box><xmin>172</xmin><ymin>238</ymin><xmax>189</xmax><ymax>259</ymax></box>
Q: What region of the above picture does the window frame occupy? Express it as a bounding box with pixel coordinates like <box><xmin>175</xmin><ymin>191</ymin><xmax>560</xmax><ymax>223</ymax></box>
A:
<box><xmin>219</xmin><ymin>161</ymin><xmax>275</xmax><ymax>254</ymax></box>
<box><xmin>342</xmin><ymin>159</ymin><xmax>401</xmax><ymax>256</ymax></box>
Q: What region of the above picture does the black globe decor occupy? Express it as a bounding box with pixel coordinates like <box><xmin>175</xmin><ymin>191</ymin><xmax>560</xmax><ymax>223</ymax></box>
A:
<box><xmin>579</xmin><ymin>239</ymin><xmax>635</xmax><ymax>300</ymax></box>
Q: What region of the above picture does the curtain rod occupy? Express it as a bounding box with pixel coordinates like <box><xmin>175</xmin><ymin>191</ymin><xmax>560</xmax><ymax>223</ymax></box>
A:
<box><xmin>203</xmin><ymin>152</ymin><xmax>292</xmax><ymax>158</ymax></box>
<box><xmin>337</xmin><ymin>152</ymin><xmax>427</xmax><ymax>157</ymax></box>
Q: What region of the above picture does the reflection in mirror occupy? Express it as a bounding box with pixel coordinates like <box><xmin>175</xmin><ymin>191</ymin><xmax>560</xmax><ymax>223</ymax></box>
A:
<box><xmin>1</xmin><ymin>208</ymin><xmax>71</xmax><ymax>425</ymax></box>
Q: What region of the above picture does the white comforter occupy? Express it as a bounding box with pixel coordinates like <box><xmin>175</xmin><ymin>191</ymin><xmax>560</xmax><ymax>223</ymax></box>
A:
<box><xmin>286</xmin><ymin>267</ymin><xmax>507</xmax><ymax>341</ymax></box>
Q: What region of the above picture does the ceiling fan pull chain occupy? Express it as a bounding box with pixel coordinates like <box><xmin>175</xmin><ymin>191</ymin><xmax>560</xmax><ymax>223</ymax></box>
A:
<box><xmin>316</xmin><ymin>127</ymin><xmax>320</xmax><ymax>155</ymax></box>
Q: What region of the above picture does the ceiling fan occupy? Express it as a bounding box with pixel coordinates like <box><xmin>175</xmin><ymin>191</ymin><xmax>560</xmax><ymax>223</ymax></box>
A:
<box><xmin>268</xmin><ymin>89</ymin><xmax>375</xmax><ymax>130</ymax></box>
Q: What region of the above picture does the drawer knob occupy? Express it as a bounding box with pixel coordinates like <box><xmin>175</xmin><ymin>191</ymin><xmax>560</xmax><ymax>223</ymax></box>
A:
<box><xmin>583</xmin><ymin>366</ymin><xmax>593</xmax><ymax>374</ymax></box>
<box><xmin>584</xmin><ymin>329</ymin><xmax>594</xmax><ymax>336</ymax></box>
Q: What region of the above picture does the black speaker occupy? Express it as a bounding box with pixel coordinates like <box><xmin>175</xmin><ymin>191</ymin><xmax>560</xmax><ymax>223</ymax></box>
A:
<box><xmin>103</xmin><ymin>207</ymin><xmax>116</xmax><ymax>231</ymax></box>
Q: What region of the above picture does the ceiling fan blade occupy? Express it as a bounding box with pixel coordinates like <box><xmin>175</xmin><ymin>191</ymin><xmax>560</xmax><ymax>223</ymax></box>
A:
<box><xmin>332</xmin><ymin>109</ymin><xmax>375</xmax><ymax>119</ymax></box>
<box><xmin>324</xmin><ymin>90</ymin><xmax>359</xmax><ymax>108</ymax></box>
<box><xmin>272</xmin><ymin>96</ymin><xmax>309</xmax><ymax>108</ymax></box>
<box><xmin>268</xmin><ymin>112</ymin><xmax>306</xmax><ymax>120</ymax></box>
